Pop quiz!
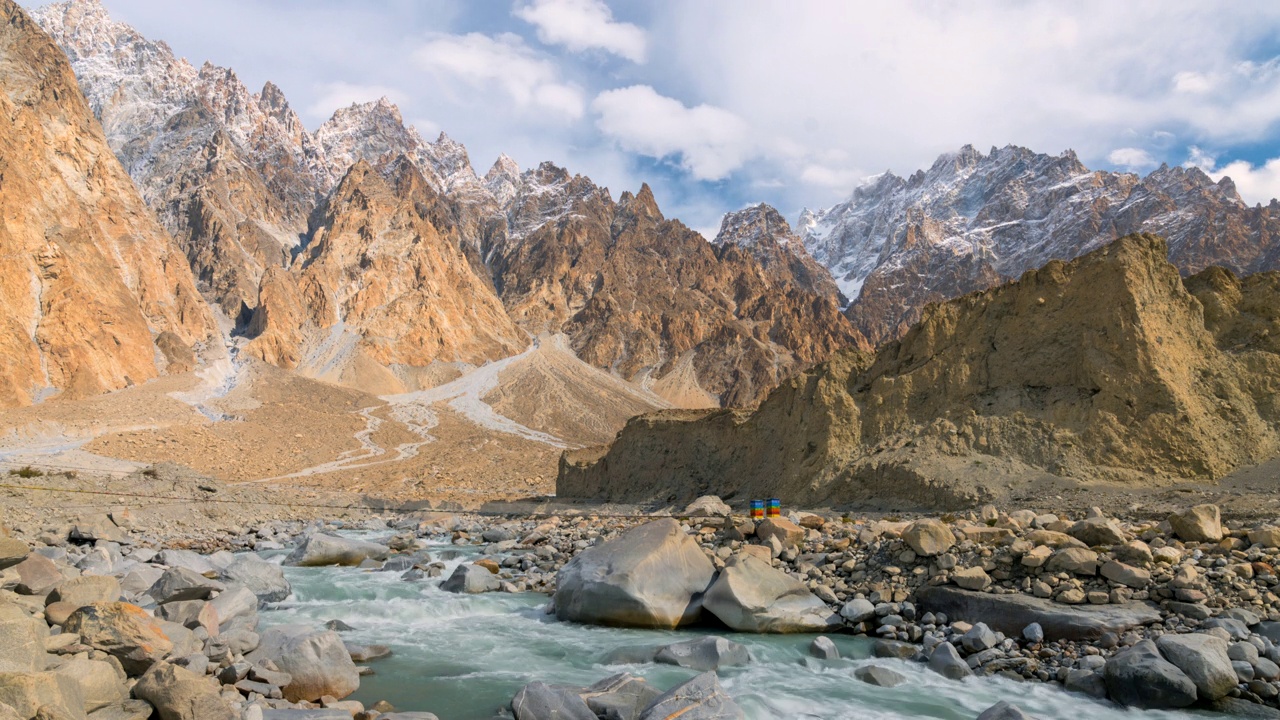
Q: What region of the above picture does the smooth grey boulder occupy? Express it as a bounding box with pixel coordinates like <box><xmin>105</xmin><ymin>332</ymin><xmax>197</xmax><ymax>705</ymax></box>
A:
<box><xmin>916</xmin><ymin>586</ymin><xmax>1160</xmax><ymax>641</ymax></box>
<box><xmin>147</xmin><ymin>568</ymin><xmax>224</xmax><ymax>604</ymax></box>
<box><xmin>219</xmin><ymin>556</ymin><xmax>291</xmax><ymax>603</ymax></box>
<box><xmin>840</xmin><ymin>598</ymin><xmax>876</xmax><ymax>623</ymax></box>
<box><xmin>441</xmin><ymin>564</ymin><xmax>500</xmax><ymax>594</ymax></box>
<box><xmin>579</xmin><ymin>673</ymin><xmax>662</xmax><ymax>720</ymax></box>
<box><xmin>154</xmin><ymin>550</ymin><xmax>216</xmax><ymax>576</ymax></box>
<box><xmin>809</xmin><ymin>636</ymin><xmax>839</xmax><ymax>660</ymax></box>
<box><xmin>246</xmin><ymin>626</ymin><xmax>359</xmax><ymax>703</ymax></box>
<box><xmin>511</xmin><ymin>682</ymin><xmax>596</xmax><ymax>720</ymax></box>
<box><xmin>1103</xmin><ymin>640</ymin><xmax>1197</xmax><ymax>709</ymax></box>
<box><xmin>0</xmin><ymin>601</ymin><xmax>47</xmax><ymax>673</ymax></box>
<box><xmin>132</xmin><ymin>662</ymin><xmax>235</xmax><ymax>720</ymax></box>
<box><xmin>208</xmin><ymin>586</ymin><xmax>258</xmax><ymax>630</ymax></box>
<box><xmin>927</xmin><ymin>642</ymin><xmax>971</xmax><ymax>680</ymax></box>
<box><xmin>638</xmin><ymin>672</ymin><xmax>744</xmax><ymax>720</ymax></box>
<box><xmin>284</xmin><ymin>534</ymin><xmax>388</xmax><ymax>567</ymax></box>
<box><xmin>1063</xmin><ymin>669</ymin><xmax>1107</xmax><ymax>699</ymax></box>
<box><xmin>555</xmin><ymin>519</ymin><xmax>715</xmax><ymax>629</ymax></box>
<box><xmin>653</xmin><ymin>637</ymin><xmax>749</xmax><ymax>672</ymax></box>
<box><xmin>853</xmin><ymin>665</ymin><xmax>906</xmax><ymax>687</ymax></box>
<box><xmin>702</xmin><ymin>554</ymin><xmax>839</xmax><ymax>633</ymax></box>
<box><xmin>1156</xmin><ymin>633</ymin><xmax>1236</xmax><ymax>701</ymax></box>
<box><xmin>977</xmin><ymin>701</ymin><xmax>1038</xmax><ymax>720</ymax></box>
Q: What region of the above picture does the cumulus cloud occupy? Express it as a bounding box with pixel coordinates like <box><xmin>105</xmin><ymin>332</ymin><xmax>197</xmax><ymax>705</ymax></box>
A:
<box><xmin>414</xmin><ymin>32</ymin><xmax>585</xmax><ymax>119</ymax></box>
<box><xmin>307</xmin><ymin>82</ymin><xmax>406</xmax><ymax>118</ymax></box>
<box><xmin>592</xmin><ymin>85</ymin><xmax>753</xmax><ymax>180</ymax></box>
<box><xmin>1108</xmin><ymin>147</ymin><xmax>1158</xmax><ymax>171</ymax></box>
<box><xmin>515</xmin><ymin>0</ymin><xmax>646</xmax><ymax>62</ymax></box>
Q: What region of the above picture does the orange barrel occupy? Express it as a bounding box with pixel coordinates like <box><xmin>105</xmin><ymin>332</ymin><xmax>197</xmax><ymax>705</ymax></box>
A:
<box><xmin>767</xmin><ymin>498</ymin><xmax>781</xmax><ymax>518</ymax></box>
<box><xmin>750</xmin><ymin>499</ymin><xmax>764</xmax><ymax>520</ymax></box>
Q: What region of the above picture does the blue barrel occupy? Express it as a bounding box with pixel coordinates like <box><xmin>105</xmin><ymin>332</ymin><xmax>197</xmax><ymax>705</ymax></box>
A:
<box><xmin>767</xmin><ymin>498</ymin><xmax>781</xmax><ymax>518</ymax></box>
<box><xmin>750</xmin><ymin>499</ymin><xmax>764</xmax><ymax>520</ymax></box>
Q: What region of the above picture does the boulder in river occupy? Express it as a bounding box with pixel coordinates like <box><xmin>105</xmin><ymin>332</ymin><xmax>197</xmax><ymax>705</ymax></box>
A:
<box><xmin>284</xmin><ymin>534</ymin><xmax>389</xmax><ymax>567</ymax></box>
<box><xmin>1103</xmin><ymin>639</ymin><xmax>1197</xmax><ymax>709</ymax></box>
<box><xmin>246</xmin><ymin>625</ymin><xmax>359</xmax><ymax>702</ymax></box>
<box><xmin>579</xmin><ymin>673</ymin><xmax>662</xmax><ymax>719</ymax></box>
<box><xmin>853</xmin><ymin>665</ymin><xmax>906</xmax><ymax>687</ymax></box>
<box><xmin>219</xmin><ymin>556</ymin><xmax>291</xmax><ymax>603</ymax></box>
<box><xmin>637</xmin><ymin>672</ymin><xmax>744</xmax><ymax>720</ymax></box>
<box><xmin>702</xmin><ymin>553</ymin><xmax>839</xmax><ymax>633</ymax></box>
<box><xmin>511</xmin><ymin>681</ymin><xmax>596</xmax><ymax>720</ymax></box>
<box><xmin>554</xmin><ymin>519</ymin><xmax>715</xmax><ymax>629</ymax></box>
<box><xmin>977</xmin><ymin>701</ymin><xmax>1038</xmax><ymax>720</ymax></box>
<box><xmin>653</xmin><ymin>637</ymin><xmax>750</xmax><ymax>672</ymax></box>
<box><xmin>441</xmin><ymin>564</ymin><xmax>501</xmax><ymax>594</ymax></box>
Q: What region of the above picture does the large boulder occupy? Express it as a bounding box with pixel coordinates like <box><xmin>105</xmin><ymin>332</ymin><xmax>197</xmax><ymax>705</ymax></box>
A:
<box><xmin>246</xmin><ymin>626</ymin><xmax>359</xmax><ymax>702</ymax></box>
<box><xmin>284</xmin><ymin>535</ymin><xmax>389</xmax><ymax>567</ymax></box>
<box><xmin>207</xmin><ymin>586</ymin><xmax>257</xmax><ymax>630</ymax></box>
<box><xmin>0</xmin><ymin>671</ymin><xmax>85</xmax><ymax>720</ymax></box>
<box><xmin>638</xmin><ymin>672</ymin><xmax>743</xmax><ymax>720</ymax></box>
<box><xmin>902</xmin><ymin>519</ymin><xmax>955</xmax><ymax>557</ymax></box>
<box><xmin>653</xmin><ymin>637</ymin><xmax>749</xmax><ymax>672</ymax></box>
<box><xmin>1068</xmin><ymin>517</ymin><xmax>1127</xmax><ymax>547</ymax></box>
<box><xmin>702</xmin><ymin>554</ymin><xmax>839</xmax><ymax>632</ymax></box>
<box><xmin>978</xmin><ymin>702</ymin><xmax>1037</xmax><ymax>720</ymax></box>
<box><xmin>684</xmin><ymin>496</ymin><xmax>732</xmax><ymax>517</ymax></box>
<box><xmin>441</xmin><ymin>564</ymin><xmax>500</xmax><ymax>594</ymax></box>
<box><xmin>1168</xmin><ymin>505</ymin><xmax>1223</xmax><ymax>543</ymax></box>
<box><xmin>133</xmin><ymin>662</ymin><xmax>235</xmax><ymax>720</ymax></box>
<box><xmin>154</xmin><ymin>551</ymin><xmax>215</xmax><ymax>576</ymax></box>
<box><xmin>0</xmin><ymin>538</ymin><xmax>29</xmax><ymax>569</ymax></box>
<box><xmin>63</xmin><ymin>603</ymin><xmax>173</xmax><ymax>675</ymax></box>
<box><xmin>754</xmin><ymin>518</ymin><xmax>804</xmax><ymax>549</ymax></box>
<box><xmin>927</xmin><ymin>642</ymin><xmax>971</xmax><ymax>680</ymax></box>
<box><xmin>1103</xmin><ymin>640</ymin><xmax>1198</xmax><ymax>709</ymax></box>
<box><xmin>219</xmin><ymin>556</ymin><xmax>291</xmax><ymax>603</ymax></box>
<box><xmin>69</xmin><ymin>515</ymin><xmax>127</xmax><ymax>544</ymax></box>
<box><xmin>0</xmin><ymin>602</ymin><xmax>47</xmax><ymax>673</ymax></box>
<box><xmin>579</xmin><ymin>673</ymin><xmax>661</xmax><ymax>720</ymax></box>
<box><xmin>554</xmin><ymin>519</ymin><xmax>715</xmax><ymax>629</ymax></box>
<box><xmin>916</xmin><ymin>586</ymin><xmax>1160</xmax><ymax>641</ymax></box>
<box><xmin>510</xmin><ymin>682</ymin><xmax>595</xmax><ymax>720</ymax></box>
<box><xmin>1156</xmin><ymin>634</ymin><xmax>1236</xmax><ymax>701</ymax></box>
<box><xmin>47</xmin><ymin>576</ymin><xmax>121</xmax><ymax>609</ymax></box>
<box><xmin>51</xmin><ymin>658</ymin><xmax>127</xmax><ymax>713</ymax></box>
<box><xmin>147</xmin><ymin>568</ymin><xmax>223</xmax><ymax>604</ymax></box>
<box><xmin>13</xmin><ymin>553</ymin><xmax>62</xmax><ymax>596</ymax></box>
<box><xmin>1045</xmin><ymin>548</ymin><xmax>1098</xmax><ymax>576</ymax></box>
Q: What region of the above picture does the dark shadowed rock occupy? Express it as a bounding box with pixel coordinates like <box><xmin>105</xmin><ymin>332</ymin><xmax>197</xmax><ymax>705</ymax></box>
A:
<box><xmin>637</xmin><ymin>672</ymin><xmax>744</xmax><ymax>720</ymax></box>
<box><xmin>916</xmin><ymin>586</ymin><xmax>1160</xmax><ymax>641</ymax></box>
<box><xmin>1103</xmin><ymin>640</ymin><xmax>1197</xmax><ymax>709</ymax></box>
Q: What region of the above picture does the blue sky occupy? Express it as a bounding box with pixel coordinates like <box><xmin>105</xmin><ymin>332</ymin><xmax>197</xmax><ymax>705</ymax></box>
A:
<box><xmin>35</xmin><ymin>0</ymin><xmax>1280</xmax><ymax>236</ymax></box>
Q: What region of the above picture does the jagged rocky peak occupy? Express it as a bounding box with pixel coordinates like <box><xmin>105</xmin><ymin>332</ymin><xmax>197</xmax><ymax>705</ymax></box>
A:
<box><xmin>714</xmin><ymin>203</ymin><xmax>798</xmax><ymax>248</ymax></box>
<box><xmin>618</xmin><ymin>182</ymin><xmax>662</xmax><ymax>220</ymax></box>
<box><xmin>714</xmin><ymin>203</ymin><xmax>845</xmax><ymax>301</ymax></box>
<box><xmin>313</xmin><ymin>97</ymin><xmax>426</xmax><ymax>186</ymax></box>
<box><xmin>484</xmin><ymin>153</ymin><xmax>522</xmax><ymax>204</ymax></box>
<box><xmin>800</xmin><ymin>142</ymin><xmax>1280</xmax><ymax>345</ymax></box>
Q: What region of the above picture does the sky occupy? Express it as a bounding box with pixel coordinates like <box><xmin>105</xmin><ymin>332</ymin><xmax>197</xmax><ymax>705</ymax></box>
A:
<box><xmin>33</xmin><ymin>0</ymin><xmax>1280</xmax><ymax>237</ymax></box>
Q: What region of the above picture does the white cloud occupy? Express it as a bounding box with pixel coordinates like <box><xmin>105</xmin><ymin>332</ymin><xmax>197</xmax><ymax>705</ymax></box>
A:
<box><xmin>1108</xmin><ymin>147</ymin><xmax>1157</xmax><ymax>171</ymax></box>
<box><xmin>307</xmin><ymin>82</ymin><xmax>406</xmax><ymax>118</ymax></box>
<box><xmin>515</xmin><ymin>0</ymin><xmax>646</xmax><ymax>63</ymax></box>
<box><xmin>799</xmin><ymin>164</ymin><xmax>866</xmax><ymax>189</ymax></box>
<box><xmin>1186</xmin><ymin>145</ymin><xmax>1218</xmax><ymax>171</ymax></box>
<box><xmin>414</xmin><ymin>32</ymin><xmax>585</xmax><ymax>119</ymax></box>
<box><xmin>1173</xmin><ymin>71</ymin><xmax>1212</xmax><ymax>94</ymax></box>
<box><xmin>592</xmin><ymin>85</ymin><xmax>753</xmax><ymax>180</ymax></box>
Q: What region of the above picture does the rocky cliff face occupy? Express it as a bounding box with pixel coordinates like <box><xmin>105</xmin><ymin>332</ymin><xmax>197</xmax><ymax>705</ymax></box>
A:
<box><xmin>802</xmin><ymin>145</ymin><xmax>1280</xmax><ymax>344</ymax></box>
<box><xmin>486</xmin><ymin>167</ymin><xmax>865</xmax><ymax>406</ymax></box>
<box><xmin>0</xmin><ymin>0</ymin><xmax>214</xmax><ymax>407</ymax></box>
<box><xmin>560</xmin><ymin>234</ymin><xmax>1280</xmax><ymax>509</ymax></box>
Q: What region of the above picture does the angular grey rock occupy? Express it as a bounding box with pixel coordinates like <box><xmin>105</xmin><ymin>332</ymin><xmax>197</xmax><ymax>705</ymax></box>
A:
<box><xmin>154</xmin><ymin>550</ymin><xmax>216</xmax><ymax>576</ymax></box>
<box><xmin>0</xmin><ymin>670</ymin><xmax>85</xmax><ymax>720</ymax></box>
<box><xmin>840</xmin><ymin>599</ymin><xmax>876</xmax><ymax>623</ymax></box>
<box><xmin>977</xmin><ymin>701</ymin><xmax>1037</xmax><ymax>720</ymax></box>
<box><xmin>47</xmin><ymin>576</ymin><xmax>122</xmax><ymax>609</ymax></box>
<box><xmin>52</xmin><ymin>657</ymin><xmax>127</xmax><ymax>713</ymax></box>
<box><xmin>0</xmin><ymin>601</ymin><xmax>47</xmax><ymax>673</ymax></box>
<box><xmin>1068</xmin><ymin>517</ymin><xmax>1127</xmax><ymax>547</ymax></box>
<box><xmin>916</xmin><ymin>586</ymin><xmax>1160</xmax><ymax>641</ymax></box>
<box><xmin>1168</xmin><ymin>505</ymin><xmax>1223</xmax><ymax>543</ymax></box>
<box><xmin>1063</xmin><ymin>668</ymin><xmax>1107</xmax><ymax>699</ymax></box>
<box><xmin>702</xmin><ymin>554</ymin><xmax>839</xmax><ymax>633</ymax></box>
<box><xmin>132</xmin><ymin>662</ymin><xmax>235</xmax><ymax>720</ymax></box>
<box><xmin>246</xmin><ymin>626</ymin><xmax>359</xmax><ymax>703</ymax></box>
<box><xmin>961</xmin><ymin>622</ymin><xmax>998</xmax><ymax>653</ymax></box>
<box><xmin>0</xmin><ymin>537</ymin><xmax>29</xmax><ymax>569</ymax></box>
<box><xmin>928</xmin><ymin>642</ymin><xmax>971</xmax><ymax>680</ymax></box>
<box><xmin>1103</xmin><ymin>639</ymin><xmax>1197</xmax><ymax>709</ymax></box>
<box><xmin>872</xmin><ymin>639</ymin><xmax>919</xmax><ymax>660</ymax></box>
<box><xmin>554</xmin><ymin>519</ymin><xmax>715</xmax><ymax>629</ymax></box>
<box><xmin>208</xmin><ymin>586</ymin><xmax>258</xmax><ymax>630</ymax></box>
<box><xmin>638</xmin><ymin>672</ymin><xmax>744</xmax><ymax>720</ymax></box>
<box><xmin>284</xmin><ymin>534</ymin><xmax>389</xmax><ymax>567</ymax></box>
<box><xmin>809</xmin><ymin>636</ymin><xmax>839</xmax><ymax>660</ymax></box>
<box><xmin>219</xmin><ymin>556</ymin><xmax>291</xmax><ymax>603</ymax></box>
<box><xmin>853</xmin><ymin>665</ymin><xmax>906</xmax><ymax>687</ymax></box>
<box><xmin>579</xmin><ymin>673</ymin><xmax>662</xmax><ymax>720</ymax></box>
<box><xmin>1156</xmin><ymin>633</ymin><xmax>1237</xmax><ymax>701</ymax></box>
<box><xmin>902</xmin><ymin>519</ymin><xmax>956</xmax><ymax>557</ymax></box>
<box><xmin>510</xmin><ymin>681</ymin><xmax>595</xmax><ymax>720</ymax></box>
<box><xmin>441</xmin><ymin>564</ymin><xmax>500</xmax><ymax>594</ymax></box>
<box><xmin>13</xmin><ymin>553</ymin><xmax>62</xmax><ymax>595</ymax></box>
<box><xmin>654</xmin><ymin>637</ymin><xmax>749</xmax><ymax>672</ymax></box>
<box><xmin>147</xmin><ymin>568</ymin><xmax>224</xmax><ymax>604</ymax></box>
<box><xmin>1022</xmin><ymin>623</ymin><xmax>1044</xmax><ymax>644</ymax></box>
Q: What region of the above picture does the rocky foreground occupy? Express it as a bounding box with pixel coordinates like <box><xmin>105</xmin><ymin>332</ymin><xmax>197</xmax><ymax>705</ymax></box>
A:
<box><xmin>4</xmin><ymin>494</ymin><xmax>1280</xmax><ymax>719</ymax></box>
